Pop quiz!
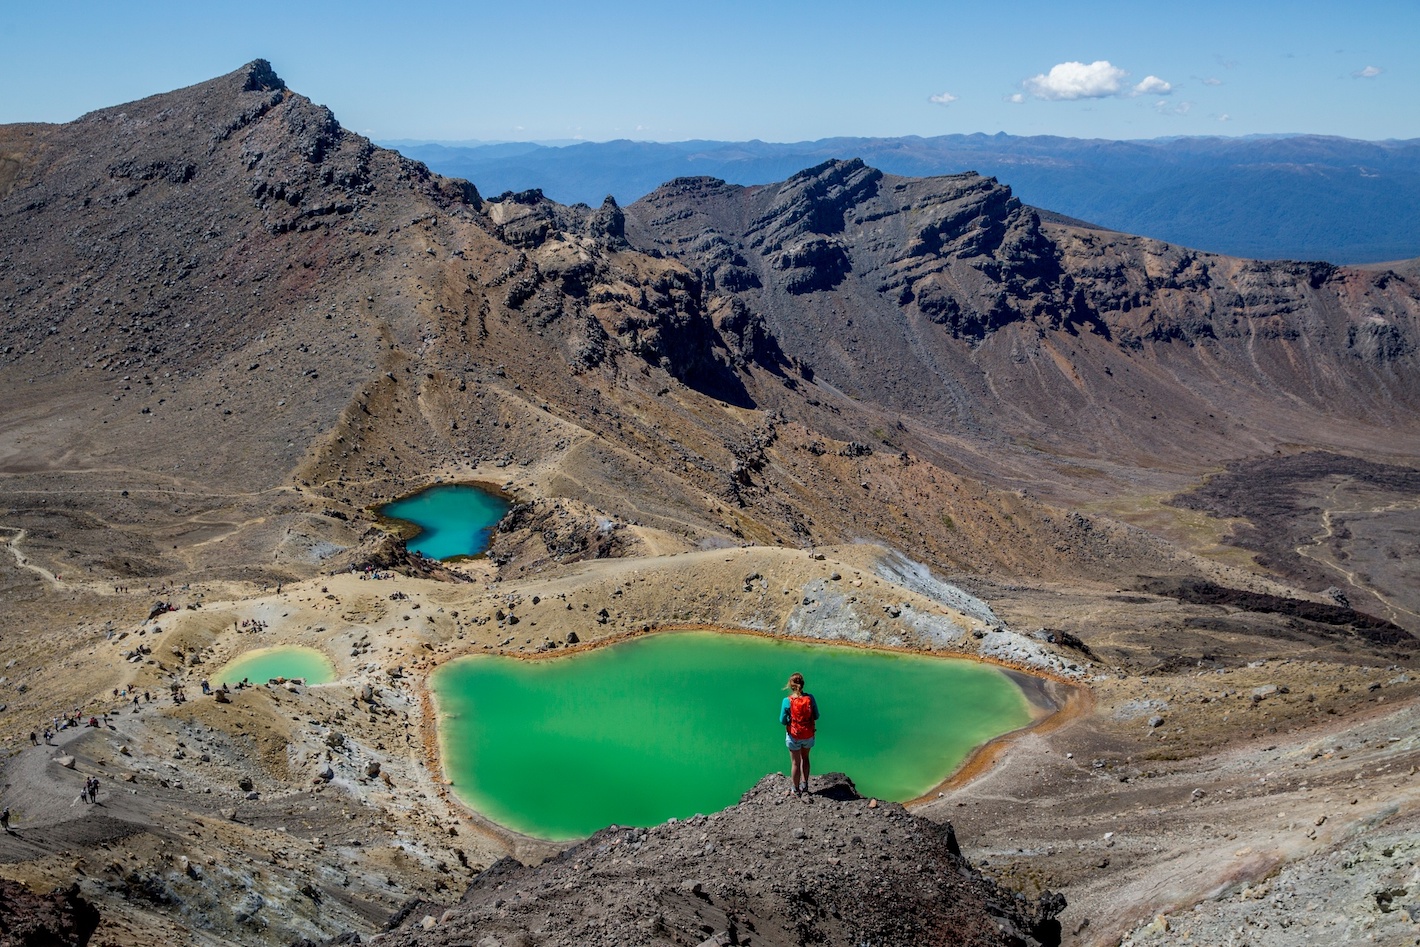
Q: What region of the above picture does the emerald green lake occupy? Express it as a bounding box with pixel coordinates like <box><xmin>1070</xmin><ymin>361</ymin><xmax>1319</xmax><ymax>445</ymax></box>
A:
<box><xmin>379</xmin><ymin>484</ymin><xmax>511</xmax><ymax>560</ymax></box>
<box><xmin>432</xmin><ymin>631</ymin><xmax>1034</xmax><ymax>840</ymax></box>
<box><xmin>215</xmin><ymin>646</ymin><xmax>336</xmax><ymax>686</ymax></box>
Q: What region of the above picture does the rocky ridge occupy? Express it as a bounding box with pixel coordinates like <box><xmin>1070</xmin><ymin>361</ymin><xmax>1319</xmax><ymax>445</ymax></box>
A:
<box><xmin>380</xmin><ymin>773</ymin><xmax>1064</xmax><ymax>947</ymax></box>
<box><xmin>625</xmin><ymin>160</ymin><xmax>1420</xmax><ymax>477</ymax></box>
<box><xmin>0</xmin><ymin>879</ymin><xmax>99</xmax><ymax>946</ymax></box>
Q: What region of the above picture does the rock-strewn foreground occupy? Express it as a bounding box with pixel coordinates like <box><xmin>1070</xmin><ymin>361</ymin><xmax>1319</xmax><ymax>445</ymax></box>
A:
<box><xmin>381</xmin><ymin>774</ymin><xmax>1063</xmax><ymax>947</ymax></box>
<box><xmin>0</xmin><ymin>62</ymin><xmax>1418</xmax><ymax>947</ymax></box>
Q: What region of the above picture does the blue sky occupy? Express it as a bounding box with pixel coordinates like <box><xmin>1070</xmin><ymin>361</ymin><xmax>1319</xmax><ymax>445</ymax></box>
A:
<box><xmin>2</xmin><ymin>0</ymin><xmax>1415</xmax><ymax>143</ymax></box>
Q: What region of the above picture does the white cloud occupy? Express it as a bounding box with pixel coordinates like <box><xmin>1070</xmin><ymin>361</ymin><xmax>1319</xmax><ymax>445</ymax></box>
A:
<box><xmin>1216</xmin><ymin>113</ymin><xmax>1231</xmax><ymax>123</ymax></box>
<box><xmin>1134</xmin><ymin>75</ymin><xmax>1172</xmax><ymax>95</ymax></box>
<box><xmin>1022</xmin><ymin>60</ymin><xmax>1128</xmax><ymax>100</ymax></box>
<box><xmin>1354</xmin><ymin>65</ymin><xmax>1383</xmax><ymax>78</ymax></box>
<box><xmin>1200</xmin><ymin>76</ymin><xmax>1223</xmax><ymax>86</ymax></box>
<box><xmin>1007</xmin><ymin>92</ymin><xmax>1026</xmax><ymax>104</ymax></box>
<box><xmin>1154</xmin><ymin>99</ymin><xmax>1193</xmax><ymax>116</ymax></box>
<box><xmin>929</xmin><ymin>92</ymin><xmax>959</xmax><ymax>106</ymax></box>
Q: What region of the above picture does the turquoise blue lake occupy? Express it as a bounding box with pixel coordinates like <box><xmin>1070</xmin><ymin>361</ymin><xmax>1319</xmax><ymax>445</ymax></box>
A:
<box><xmin>379</xmin><ymin>484</ymin><xmax>511</xmax><ymax>560</ymax></box>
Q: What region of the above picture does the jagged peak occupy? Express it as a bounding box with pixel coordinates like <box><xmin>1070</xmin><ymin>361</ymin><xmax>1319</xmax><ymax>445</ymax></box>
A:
<box><xmin>239</xmin><ymin>59</ymin><xmax>286</xmax><ymax>93</ymax></box>
<box><xmin>491</xmin><ymin>187</ymin><xmax>547</xmax><ymax>206</ymax></box>
<box><xmin>71</xmin><ymin>58</ymin><xmax>294</xmax><ymax>130</ymax></box>
<box><xmin>784</xmin><ymin>156</ymin><xmax>871</xmax><ymax>185</ymax></box>
<box><xmin>749</xmin><ymin>158</ymin><xmax>883</xmax><ymax>246</ymax></box>
<box><xmin>651</xmin><ymin>175</ymin><xmax>736</xmax><ymax>200</ymax></box>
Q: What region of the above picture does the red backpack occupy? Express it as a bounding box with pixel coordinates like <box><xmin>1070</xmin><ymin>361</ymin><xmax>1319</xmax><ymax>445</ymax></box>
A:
<box><xmin>788</xmin><ymin>694</ymin><xmax>815</xmax><ymax>739</ymax></box>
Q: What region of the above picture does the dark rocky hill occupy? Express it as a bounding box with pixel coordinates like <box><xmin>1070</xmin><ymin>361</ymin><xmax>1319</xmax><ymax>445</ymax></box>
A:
<box><xmin>2</xmin><ymin>60</ymin><xmax>1418</xmax><ymax>618</ymax></box>
<box><xmin>0</xmin><ymin>59</ymin><xmax>475</xmax><ymax>492</ymax></box>
<box><xmin>380</xmin><ymin>774</ymin><xmax>1064</xmax><ymax>947</ymax></box>
<box><xmin>0</xmin><ymin>61</ymin><xmax>1179</xmax><ymax>594</ymax></box>
<box><xmin>2</xmin><ymin>60</ymin><xmax>1417</xmax><ymax>616</ymax></box>
<box><xmin>625</xmin><ymin>160</ymin><xmax>1420</xmax><ymax>480</ymax></box>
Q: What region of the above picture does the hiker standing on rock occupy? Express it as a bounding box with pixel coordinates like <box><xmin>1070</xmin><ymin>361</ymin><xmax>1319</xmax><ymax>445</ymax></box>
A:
<box><xmin>780</xmin><ymin>672</ymin><xmax>819</xmax><ymax>796</ymax></box>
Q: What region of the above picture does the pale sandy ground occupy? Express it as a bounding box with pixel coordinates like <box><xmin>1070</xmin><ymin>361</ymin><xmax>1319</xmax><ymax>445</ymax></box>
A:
<box><xmin>1</xmin><ymin>533</ymin><xmax>1417</xmax><ymax>945</ymax></box>
<box><xmin>930</xmin><ymin>688</ymin><xmax>1420</xmax><ymax>946</ymax></box>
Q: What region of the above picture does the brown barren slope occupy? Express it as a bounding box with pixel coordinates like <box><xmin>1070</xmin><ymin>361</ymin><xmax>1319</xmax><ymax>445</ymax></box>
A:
<box><xmin>0</xmin><ymin>62</ymin><xmax>1417</xmax><ymax>947</ymax></box>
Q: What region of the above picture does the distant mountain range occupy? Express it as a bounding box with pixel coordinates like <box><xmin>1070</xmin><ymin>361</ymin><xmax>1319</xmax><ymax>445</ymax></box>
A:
<box><xmin>387</xmin><ymin>134</ymin><xmax>1420</xmax><ymax>265</ymax></box>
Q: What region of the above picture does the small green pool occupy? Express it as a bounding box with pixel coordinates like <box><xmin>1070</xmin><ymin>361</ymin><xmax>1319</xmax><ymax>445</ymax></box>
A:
<box><xmin>379</xmin><ymin>483</ymin><xmax>511</xmax><ymax>560</ymax></box>
<box><xmin>432</xmin><ymin>631</ymin><xmax>1033</xmax><ymax>840</ymax></box>
<box><xmin>215</xmin><ymin>646</ymin><xmax>336</xmax><ymax>686</ymax></box>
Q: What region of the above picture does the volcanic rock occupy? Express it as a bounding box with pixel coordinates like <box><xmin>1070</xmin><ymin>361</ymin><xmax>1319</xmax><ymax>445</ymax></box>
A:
<box><xmin>381</xmin><ymin>773</ymin><xmax>1064</xmax><ymax>947</ymax></box>
<box><xmin>0</xmin><ymin>880</ymin><xmax>100</xmax><ymax>947</ymax></box>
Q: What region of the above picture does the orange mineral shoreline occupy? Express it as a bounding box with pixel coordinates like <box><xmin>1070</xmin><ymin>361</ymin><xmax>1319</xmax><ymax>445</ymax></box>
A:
<box><xmin>913</xmin><ymin>679</ymin><xmax>1094</xmax><ymax>804</ymax></box>
<box><xmin>416</xmin><ymin>622</ymin><xmax>1093</xmax><ymax>855</ymax></box>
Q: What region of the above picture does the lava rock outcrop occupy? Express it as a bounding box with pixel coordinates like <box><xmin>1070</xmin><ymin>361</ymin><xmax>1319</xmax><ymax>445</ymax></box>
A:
<box><xmin>624</xmin><ymin>158</ymin><xmax>1420</xmax><ymax>465</ymax></box>
<box><xmin>0</xmin><ymin>879</ymin><xmax>100</xmax><ymax>947</ymax></box>
<box><xmin>382</xmin><ymin>773</ymin><xmax>1064</xmax><ymax>947</ymax></box>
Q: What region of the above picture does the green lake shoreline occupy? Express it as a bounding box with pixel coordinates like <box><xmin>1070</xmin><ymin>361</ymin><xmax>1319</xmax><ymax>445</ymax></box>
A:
<box><xmin>214</xmin><ymin>645</ymin><xmax>337</xmax><ymax>687</ymax></box>
<box><xmin>428</xmin><ymin>628</ymin><xmax>1065</xmax><ymax>842</ymax></box>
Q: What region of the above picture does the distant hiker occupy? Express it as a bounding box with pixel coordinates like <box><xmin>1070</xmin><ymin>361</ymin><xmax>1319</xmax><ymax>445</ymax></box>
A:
<box><xmin>780</xmin><ymin>672</ymin><xmax>819</xmax><ymax>796</ymax></box>
<box><xmin>28</xmin><ymin>731</ymin><xmax>37</xmax><ymax>746</ymax></box>
<box><xmin>1</xmin><ymin>807</ymin><xmax>10</xmax><ymax>833</ymax></box>
<box><xmin>42</xmin><ymin>728</ymin><xmax>52</xmax><ymax>745</ymax></box>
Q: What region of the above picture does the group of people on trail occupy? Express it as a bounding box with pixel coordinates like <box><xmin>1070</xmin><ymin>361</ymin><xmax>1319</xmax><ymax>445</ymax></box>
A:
<box><xmin>780</xmin><ymin>671</ymin><xmax>820</xmax><ymax>796</ymax></box>
<box><xmin>31</xmin><ymin>705</ymin><xmax>113</xmax><ymax>747</ymax></box>
<box><xmin>10</xmin><ymin>721</ymin><xmax>110</xmax><ymax>836</ymax></box>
